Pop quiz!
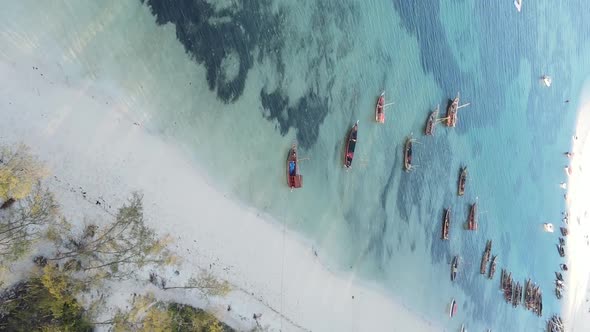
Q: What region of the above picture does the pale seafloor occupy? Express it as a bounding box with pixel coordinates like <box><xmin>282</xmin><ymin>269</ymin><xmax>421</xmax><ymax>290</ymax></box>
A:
<box><xmin>2</xmin><ymin>0</ymin><xmax>590</xmax><ymax>330</ymax></box>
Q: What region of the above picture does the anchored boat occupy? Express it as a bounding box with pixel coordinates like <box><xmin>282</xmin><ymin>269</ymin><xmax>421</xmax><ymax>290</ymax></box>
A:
<box><xmin>488</xmin><ymin>255</ymin><xmax>497</xmax><ymax>279</ymax></box>
<box><xmin>445</xmin><ymin>92</ymin><xmax>470</xmax><ymax>127</ymax></box>
<box><xmin>403</xmin><ymin>135</ymin><xmax>415</xmax><ymax>172</ymax></box>
<box><xmin>451</xmin><ymin>255</ymin><xmax>459</xmax><ymax>281</ymax></box>
<box><xmin>287</xmin><ymin>144</ymin><xmax>303</xmax><ymax>189</ymax></box>
<box><xmin>467</xmin><ymin>203</ymin><xmax>478</xmax><ymax>231</ymax></box>
<box><xmin>344</xmin><ymin>121</ymin><xmax>359</xmax><ymax>169</ymax></box>
<box><xmin>442</xmin><ymin>208</ymin><xmax>451</xmax><ymax>240</ymax></box>
<box><xmin>424</xmin><ymin>105</ymin><xmax>439</xmax><ymax>136</ymax></box>
<box><xmin>480</xmin><ymin>240</ymin><xmax>492</xmax><ymax>274</ymax></box>
<box><xmin>514</xmin><ymin>0</ymin><xmax>522</xmax><ymax>12</ymax></box>
<box><xmin>458</xmin><ymin>167</ymin><xmax>467</xmax><ymax>196</ymax></box>
<box><xmin>449</xmin><ymin>298</ymin><xmax>458</xmax><ymax>318</ymax></box>
<box><xmin>375</xmin><ymin>92</ymin><xmax>385</xmax><ymax>123</ymax></box>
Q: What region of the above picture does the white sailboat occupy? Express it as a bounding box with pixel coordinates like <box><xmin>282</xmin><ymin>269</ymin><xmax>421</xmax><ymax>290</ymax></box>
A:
<box><xmin>514</xmin><ymin>0</ymin><xmax>522</xmax><ymax>12</ymax></box>
<box><xmin>542</xmin><ymin>75</ymin><xmax>552</xmax><ymax>87</ymax></box>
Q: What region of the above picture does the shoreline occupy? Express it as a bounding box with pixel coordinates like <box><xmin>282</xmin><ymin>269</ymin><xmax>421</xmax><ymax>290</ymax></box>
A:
<box><xmin>563</xmin><ymin>97</ymin><xmax>590</xmax><ymax>330</ymax></box>
<box><xmin>0</xmin><ymin>60</ymin><xmax>438</xmax><ymax>331</ymax></box>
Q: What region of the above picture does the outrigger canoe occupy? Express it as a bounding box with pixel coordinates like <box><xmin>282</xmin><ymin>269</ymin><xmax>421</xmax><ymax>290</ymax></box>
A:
<box><xmin>344</xmin><ymin>121</ymin><xmax>359</xmax><ymax>169</ymax></box>
<box><xmin>458</xmin><ymin>167</ymin><xmax>467</xmax><ymax>196</ymax></box>
<box><xmin>424</xmin><ymin>105</ymin><xmax>439</xmax><ymax>136</ymax></box>
<box><xmin>375</xmin><ymin>93</ymin><xmax>385</xmax><ymax>123</ymax></box>
<box><xmin>287</xmin><ymin>144</ymin><xmax>303</xmax><ymax>189</ymax></box>
<box><xmin>467</xmin><ymin>203</ymin><xmax>477</xmax><ymax>231</ymax></box>
<box><xmin>442</xmin><ymin>208</ymin><xmax>451</xmax><ymax>240</ymax></box>
<box><xmin>403</xmin><ymin>135</ymin><xmax>413</xmax><ymax>172</ymax></box>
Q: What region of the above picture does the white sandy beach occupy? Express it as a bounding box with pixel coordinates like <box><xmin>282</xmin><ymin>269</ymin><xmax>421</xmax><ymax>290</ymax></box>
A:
<box><xmin>0</xmin><ymin>53</ymin><xmax>438</xmax><ymax>332</ymax></box>
<box><xmin>563</xmin><ymin>96</ymin><xmax>590</xmax><ymax>331</ymax></box>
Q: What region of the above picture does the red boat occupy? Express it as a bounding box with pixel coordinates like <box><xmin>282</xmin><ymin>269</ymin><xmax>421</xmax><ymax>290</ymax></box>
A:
<box><xmin>467</xmin><ymin>203</ymin><xmax>477</xmax><ymax>230</ymax></box>
<box><xmin>287</xmin><ymin>144</ymin><xmax>302</xmax><ymax>189</ymax></box>
<box><xmin>344</xmin><ymin>121</ymin><xmax>359</xmax><ymax>169</ymax></box>
<box><xmin>375</xmin><ymin>92</ymin><xmax>385</xmax><ymax>123</ymax></box>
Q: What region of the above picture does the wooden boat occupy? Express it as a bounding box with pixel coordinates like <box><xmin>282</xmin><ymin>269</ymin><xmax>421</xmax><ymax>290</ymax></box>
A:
<box><xmin>467</xmin><ymin>203</ymin><xmax>477</xmax><ymax>231</ymax></box>
<box><xmin>559</xmin><ymin>237</ymin><xmax>565</xmax><ymax>246</ymax></box>
<box><xmin>449</xmin><ymin>298</ymin><xmax>457</xmax><ymax>318</ymax></box>
<box><xmin>480</xmin><ymin>240</ymin><xmax>492</xmax><ymax>274</ymax></box>
<box><xmin>451</xmin><ymin>255</ymin><xmax>459</xmax><ymax>281</ymax></box>
<box><xmin>445</xmin><ymin>92</ymin><xmax>469</xmax><ymax>127</ymax></box>
<box><xmin>488</xmin><ymin>255</ymin><xmax>497</xmax><ymax>279</ymax></box>
<box><xmin>403</xmin><ymin>135</ymin><xmax>414</xmax><ymax>172</ymax></box>
<box><xmin>344</xmin><ymin>121</ymin><xmax>359</xmax><ymax>169</ymax></box>
<box><xmin>458</xmin><ymin>167</ymin><xmax>467</xmax><ymax>196</ymax></box>
<box><xmin>286</xmin><ymin>144</ymin><xmax>303</xmax><ymax>189</ymax></box>
<box><xmin>555</xmin><ymin>272</ymin><xmax>563</xmax><ymax>281</ymax></box>
<box><xmin>441</xmin><ymin>208</ymin><xmax>451</xmax><ymax>240</ymax></box>
<box><xmin>460</xmin><ymin>324</ymin><xmax>466</xmax><ymax>332</ymax></box>
<box><xmin>556</xmin><ymin>244</ymin><xmax>565</xmax><ymax>257</ymax></box>
<box><xmin>560</xmin><ymin>227</ymin><xmax>568</xmax><ymax>236</ymax></box>
<box><xmin>424</xmin><ymin>105</ymin><xmax>439</xmax><ymax>136</ymax></box>
<box><xmin>375</xmin><ymin>92</ymin><xmax>385</xmax><ymax>123</ymax></box>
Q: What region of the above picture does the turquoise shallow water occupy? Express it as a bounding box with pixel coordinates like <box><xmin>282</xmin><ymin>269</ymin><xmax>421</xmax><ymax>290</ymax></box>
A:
<box><xmin>3</xmin><ymin>0</ymin><xmax>590</xmax><ymax>330</ymax></box>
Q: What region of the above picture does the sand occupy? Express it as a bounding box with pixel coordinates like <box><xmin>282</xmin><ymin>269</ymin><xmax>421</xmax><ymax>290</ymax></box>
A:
<box><xmin>0</xmin><ymin>54</ymin><xmax>438</xmax><ymax>331</ymax></box>
<box><xmin>563</xmin><ymin>99</ymin><xmax>590</xmax><ymax>331</ymax></box>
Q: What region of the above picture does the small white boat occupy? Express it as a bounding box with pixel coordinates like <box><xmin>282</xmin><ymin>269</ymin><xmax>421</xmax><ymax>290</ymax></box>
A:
<box><xmin>560</xmin><ymin>182</ymin><xmax>567</xmax><ymax>189</ymax></box>
<box><xmin>544</xmin><ymin>223</ymin><xmax>554</xmax><ymax>233</ymax></box>
<box><xmin>514</xmin><ymin>0</ymin><xmax>522</xmax><ymax>12</ymax></box>
<box><xmin>449</xmin><ymin>298</ymin><xmax>458</xmax><ymax>318</ymax></box>
<box><xmin>542</xmin><ymin>75</ymin><xmax>552</xmax><ymax>87</ymax></box>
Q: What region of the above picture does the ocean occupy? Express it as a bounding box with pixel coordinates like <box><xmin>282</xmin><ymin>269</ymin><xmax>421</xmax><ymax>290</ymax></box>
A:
<box><xmin>2</xmin><ymin>0</ymin><xmax>590</xmax><ymax>330</ymax></box>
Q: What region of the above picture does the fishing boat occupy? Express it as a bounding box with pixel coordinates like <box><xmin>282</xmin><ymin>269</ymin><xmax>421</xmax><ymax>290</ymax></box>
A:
<box><xmin>556</xmin><ymin>244</ymin><xmax>565</xmax><ymax>257</ymax></box>
<box><xmin>461</xmin><ymin>324</ymin><xmax>466</xmax><ymax>332</ymax></box>
<box><xmin>375</xmin><ymin>92</ymin><xmax>385</xmax><ymax>123</ymax></box>
<box><xmin>559</xmin><ymin>237</ymin><xmax>565</xmax><ymax>246</ymax></box>
<box><xmin>286</xmin><ymin>144</ymin><xmax>303</xmax><ymax>189</ymax></box>
<box><xmin>445</xmin><ymin>92</ymin><xmax>470</xmax><ymax>127</ymax></box>
<box><xmin>560</xmin><ymin>227</ymin><xmax>568</xmax><ymax>236</ymax></box>
<box><xmin>344</xmin><ymin>121</ymin><xmax>358</xmax><ymax>169</ymax></box>
<box><xmin>424</xmin><ymin>105</ymin><xmax>439</xmax><ymax>136</ymax></box>
<box><xmin>458</xmin><ymin>167</ymin><xmax>467</xmax><ymax>196</ymax></box>
<box><xmin>488</xmin><ymin>255</ymin><xmax>497</xmax><ymax>279</ymax></box>
<box><xmin>442</xmin><ymin>208</ymin><xmax>451</xmax><ymax>240</ymax></box>
<box><xmin>514</xmin><ymin>0</ymin><xmax>522</xmax><ymax>12</ymax></box>
<box><xmin>555</xmin><ymin>272</ymin><xmax>563</xmax><ymax>282</ymax></box>
<box><xmin>451</xmin><ymin>255</ymin><xmax>459</xmax><ymax>281</ymax></box>
<box><xmin>449</xmin><ymin>298</ymin><xmax>458</xmax><ymax>318</ymax></box>
<box><xmin>467</xmin><ymin>203</ymin><xmax>477</xmax><ymax>231</ymax></box>
<box><xmin>480</xmin><ymin>240</ymin><xmax>492</xmax><ymax>274</ymax></box>
<box><xmin>542</xmin><ymin>75</ymin><xmax>552</xmax><ymax>87</ymax></box>
<box><xmin>403</xmin><ymin>135</ymin><xmax>414</xmax><ymax>172</ymax></box>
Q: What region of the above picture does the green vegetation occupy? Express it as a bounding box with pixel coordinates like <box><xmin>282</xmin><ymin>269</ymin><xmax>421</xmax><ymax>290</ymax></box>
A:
<box><xmin>113</xmin><ymin>294</ymin><xmax>234</xmax><ymax>332</ymax></box>
<box><xmin>0</xmin><ymin>265</ymin><xmax>92</xmax><ymax>332</ymax></box>
<box><xmin>0</xmin><ymin>143</ymin><xmax>235</xmax><ymax>332</ymax></box>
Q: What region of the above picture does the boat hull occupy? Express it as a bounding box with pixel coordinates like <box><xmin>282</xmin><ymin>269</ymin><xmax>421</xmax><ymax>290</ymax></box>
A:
<box><xmin>403</xmin><ymin>137</ymin><xmax>413</xmax><ymax>172</ymax></box>
<box><xmin>287</xmin><ymin>145</ymin><xmax>302</xmax><ymax>189</ymax></box>
<box><xmin>375</xmin><ymin>95</ymin><xmax>385</xmax><ymax>123</ymax></box>
<box><xmin>344</xmin><ymin>122</ymin><xmax>358</xmax><ymax>169</ymax></box>
<box><xmin>458</xmin><ymin>167</ymin><xmax>467</xmax><ymax>196</ymax></box>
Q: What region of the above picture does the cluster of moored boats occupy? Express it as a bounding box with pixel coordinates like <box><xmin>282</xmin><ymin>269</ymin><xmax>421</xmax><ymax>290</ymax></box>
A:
<box><xmin>547</xmin><ymin>314</ymin><xmax>564</xmax><ymax>332</ymax></box>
